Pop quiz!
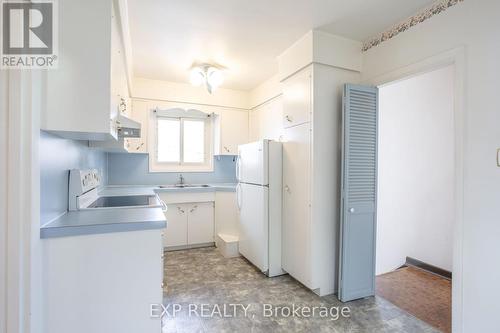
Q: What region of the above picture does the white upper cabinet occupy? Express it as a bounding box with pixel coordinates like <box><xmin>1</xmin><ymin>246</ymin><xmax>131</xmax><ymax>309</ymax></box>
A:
<box><xmin>126</xmin><ymin>99</ymin><xmax>149</xmax><ymax>153</ymax></box>
<box><xmin>42</xmin><ymin>0</ymin><xmax>128</xmax><ymax>141</ymax></box>
<box><xmin>214</xmin><ymin>109</ymin><xmax>249</xmax><ymax>155</ymax></box>
<box><xmin>249</xmin><ymin>96</ymin><xmax>284</xmax><ymax>142</ymax></box>
<box><xmin>111</xmin><ymin>5</ymin><xmax>131</xmax><ymax>119</ymax></box>
<box><xmin>282</xmin><ymin>67</ymin><xmax>312</xmax><ymax>128</ymax></box>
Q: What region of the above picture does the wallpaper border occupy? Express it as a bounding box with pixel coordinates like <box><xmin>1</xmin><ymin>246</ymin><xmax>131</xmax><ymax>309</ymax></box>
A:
<box><xmin>362</xmin><ymin>0</ymin><xmax>465</xmax><ymax>52</ymax></box>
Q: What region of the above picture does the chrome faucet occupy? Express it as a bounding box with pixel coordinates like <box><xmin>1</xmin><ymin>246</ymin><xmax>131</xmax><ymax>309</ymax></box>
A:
<box><xmin>177</xmin><ymin>174</ymin><xmax>185</xmax><ymax>186</ymax></box>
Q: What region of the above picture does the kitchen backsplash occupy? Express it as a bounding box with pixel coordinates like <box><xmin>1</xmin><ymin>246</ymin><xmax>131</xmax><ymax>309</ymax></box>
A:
<box><xmin>40</xmin><ymin>131</ymin><xmax>108</xmax><ymax>225</ymax></box>
<box><xmin>107</xmin><ymin>153</ymin><xmax>237</xmax><ymax>185</ymax></box>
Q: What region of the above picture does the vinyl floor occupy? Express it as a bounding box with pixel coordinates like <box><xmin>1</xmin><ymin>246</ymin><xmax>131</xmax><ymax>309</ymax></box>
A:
<box><xmin>162</xmin><ymin>247</ymin><xmax>439</xmax><ymax>333</ymax></box>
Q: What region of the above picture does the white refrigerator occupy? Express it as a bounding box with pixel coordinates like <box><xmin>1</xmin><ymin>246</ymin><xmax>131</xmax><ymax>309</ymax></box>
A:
<box><xmin>236</xmin><ymin>140</ymin><xmax>284</xmax><ymax>277</ymax></box>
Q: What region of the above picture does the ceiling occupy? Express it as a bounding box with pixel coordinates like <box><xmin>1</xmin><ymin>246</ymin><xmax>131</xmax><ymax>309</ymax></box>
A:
<box><xmin>127</xmin><ymin>0</ymin><xmax>435</xmax><ymax>91</ymax></box>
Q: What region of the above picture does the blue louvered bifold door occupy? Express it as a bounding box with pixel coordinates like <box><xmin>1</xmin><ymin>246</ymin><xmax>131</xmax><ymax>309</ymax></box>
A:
<box><xmin>338</xmin><ymin>84</ymin><xmax>378</xmax><ymax>302</ymax></box>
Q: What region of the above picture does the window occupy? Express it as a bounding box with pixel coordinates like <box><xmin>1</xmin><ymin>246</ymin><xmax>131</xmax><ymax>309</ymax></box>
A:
<box><xmin>182</xmin><ymin>119</ymin><xmax>205</xmax><ymax>163</ymax></box>
<box><xmin>150</xmin><ymin>112</ymin><xmax>213</xmax><ymax>172</ymax></box>
<box><xmin>157</xmin><ymin>118</ymin><xmax>180</xmax><ymax>163</ymax></box>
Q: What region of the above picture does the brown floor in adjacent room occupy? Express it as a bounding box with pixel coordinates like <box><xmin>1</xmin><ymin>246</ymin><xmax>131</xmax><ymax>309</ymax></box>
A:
<box><xmin>376</xmin><ymin>266</ymin><xmax>451</xmax><ymax>333</ymax></box>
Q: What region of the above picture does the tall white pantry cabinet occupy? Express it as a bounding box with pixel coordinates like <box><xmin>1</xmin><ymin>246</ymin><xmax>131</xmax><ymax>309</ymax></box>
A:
<box><xmin>281</xmin><ymin>64</ymin><xmax>359</xmax><ymax>296</ymax></box>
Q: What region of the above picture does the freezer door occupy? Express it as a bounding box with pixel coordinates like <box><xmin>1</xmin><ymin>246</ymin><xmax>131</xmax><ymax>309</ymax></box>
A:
<box><xmin>238</xmin><ymin>183</ymin><xmax>269</xmax><ymax>272</ymax></box>
<box><xmin>237</xmin><ymin>140</ymin><xmax>268</xmax><ymax>185</ymax></box>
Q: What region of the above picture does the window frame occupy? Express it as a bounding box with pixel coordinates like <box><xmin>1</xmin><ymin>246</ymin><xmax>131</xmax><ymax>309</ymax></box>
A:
<box><xmin>149</xmin><ymin>113</ymin><xmax>213</xmax><ymax>173</ymax></box>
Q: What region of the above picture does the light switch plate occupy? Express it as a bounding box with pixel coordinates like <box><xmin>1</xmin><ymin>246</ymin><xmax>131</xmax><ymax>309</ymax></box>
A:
<box><xmin>497</xmin><ymin>148</ymin><xmax>500</xmax><ymax>167</ymax></box>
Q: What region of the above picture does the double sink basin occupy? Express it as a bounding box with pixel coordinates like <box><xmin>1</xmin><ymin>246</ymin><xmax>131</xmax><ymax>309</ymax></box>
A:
<box><xmin>158</xmin><ymin>184</ymin><xmax>212</xmax><ymax>189</ymax></box>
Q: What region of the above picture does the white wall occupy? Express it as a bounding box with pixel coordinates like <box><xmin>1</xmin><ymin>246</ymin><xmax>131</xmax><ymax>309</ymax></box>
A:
<box><xmin>1</xmin><ymin>71</ymin><xmax>46</xmax><ymax>333</ymax></box>
<box><xmin>248</xmin><ymin>74</ymin><xmax>281</xmax><ymax>109</ymax></box>
<box><xmin>31</xmin><ymin>71</ymin><xmax>45</xmax><ymax>333</ymax></box>
<box><xmin>376</xmin><ymin>66</ymin><xmax>454</xmax><ymax>275</ymax></box>
<box><xmin>0</xmin><ymin>67</ymin><xmax>7</xmax><ymax>333</ymax></box>
<box><xmin>133</xmin><ymin>77</ymin><xmax>250</xmax><ymax>109</ymax></box>
<box><xmin>362</xmin><ymin>1</ymin><xmax>500</xmax><ymax>331</ymax></box>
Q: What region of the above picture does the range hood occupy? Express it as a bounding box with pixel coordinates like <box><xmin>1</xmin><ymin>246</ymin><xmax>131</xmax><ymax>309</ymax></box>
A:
<box><xmin>116</xmin><ymin>114</ymin><xmax>141</xmax><ymax>138</ymax></box>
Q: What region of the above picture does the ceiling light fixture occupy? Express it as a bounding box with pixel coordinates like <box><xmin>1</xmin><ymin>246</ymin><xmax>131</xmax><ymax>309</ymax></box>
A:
<box><xmin>189</xmin><ymin>64</ymin><xmax>224</xmax><ymax>94</ymax></box>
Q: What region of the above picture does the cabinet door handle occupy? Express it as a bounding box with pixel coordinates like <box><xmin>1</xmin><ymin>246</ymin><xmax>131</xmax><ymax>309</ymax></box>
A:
<box><xmin>190</xmin><ymin>205</ymin><xmax>198</xmax><ymax>213</ymax></box>
<box><xmin>285</xmin><ymin>115</ymin><xmax>292</xmax><ymax>122</ymax></box>
<box><xmin>177</xmin><ymin>206</ymin><xmax>185</xmax><ymax>214</ymax></box>
<box><xmin>235</xmin><ymin>155</ymin><xmax>241</xmax><ymax>181</ymax></box>
<box><xmin>160</xmin><ymin>199</ymin><xmax>167</xmax><ymax>212</ymax></box>
<box><xmin>136</xmin><ymin>142</ymin><xmax>144</xmax><ymax>150</ymax></box>
<box><xmin>224</xmin><ymin>146</ymin><xmax>230</xmax><ymax>152</ymax></box>
<box><xmin>119</xmin><ymin>97</ymin><xmax>127</xmax><ymax>113</ymax></box>
<box><xmin>236</xmin><ymin>184</ymin><xmax>242</xmax><ymax>211</ymax></box>
<box><xmin>284</xmin><ymin>185</ymin><xmax>291</xmax><ymax>194</ymax></box>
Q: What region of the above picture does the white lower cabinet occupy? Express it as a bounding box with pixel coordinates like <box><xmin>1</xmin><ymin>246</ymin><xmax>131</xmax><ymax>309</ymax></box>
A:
<box><xmin>163</xmin><ymin>204</ymin><xmax>188</xmax><ymax>247</ymax></box>
<box><xmin>44</xmin><ymin>229</ymin><xmax>163</xmax><ymax>333</ymax></box>
<box><xmin>162</xmin><ymin>201</ymin><xmax>215</xmax><ymax>249</ymax></box>
<box><xmin>187</xmin><ymin>202</ymin><xmax>215</xmax><ymax>244</ymax></box>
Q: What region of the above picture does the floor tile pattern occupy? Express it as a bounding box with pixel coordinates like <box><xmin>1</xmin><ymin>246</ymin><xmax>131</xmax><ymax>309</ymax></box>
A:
<box><xmin>162</xmin><ymin>247</ymin><xmax>439</xmax><ymax>333</ymax></box>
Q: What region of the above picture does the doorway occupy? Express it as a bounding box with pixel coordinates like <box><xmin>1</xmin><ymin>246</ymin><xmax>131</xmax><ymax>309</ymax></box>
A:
<box><xmin>375</xmin><ymin>65</ymin><xmax>455</xmax><ymax>332</ymax></box>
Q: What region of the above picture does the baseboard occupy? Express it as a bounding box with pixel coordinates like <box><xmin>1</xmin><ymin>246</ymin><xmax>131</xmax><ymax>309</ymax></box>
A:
<box><xmin>164</xmin><ymin>242</ymin><xmax>215</xmax><ymax>252</ymax></box>
<box><xmin>405</xmin><ymin>256</ymin><xmax>452</xmax><ymax>280</ymax></box>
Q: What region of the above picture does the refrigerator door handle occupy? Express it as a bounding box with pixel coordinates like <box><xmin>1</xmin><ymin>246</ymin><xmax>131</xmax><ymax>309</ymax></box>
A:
<box><xmin>236</xmin><ymin>183</ymin><xmax>242</xmax><ymax>211</ymax></box>
<box><xmin>236</xmin><ymin>154</ymin><xmax>241</xmax><ymax>181</ymax></box>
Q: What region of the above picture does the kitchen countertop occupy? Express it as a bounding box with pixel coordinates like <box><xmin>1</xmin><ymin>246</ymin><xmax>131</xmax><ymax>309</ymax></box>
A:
<box><xmin>101</xmin><ymin>183</ymin><xmax>238</xmax><ymax>195</ymax></box>
<box><xmin>40</xmin><ymin>183</ymin><xmax>237</xmax><ymax>239</ymax></box>
<box><xmin>40</xmin><ymin>207</ymin><xmax>166</xmax><ymax>239</ymax></box>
